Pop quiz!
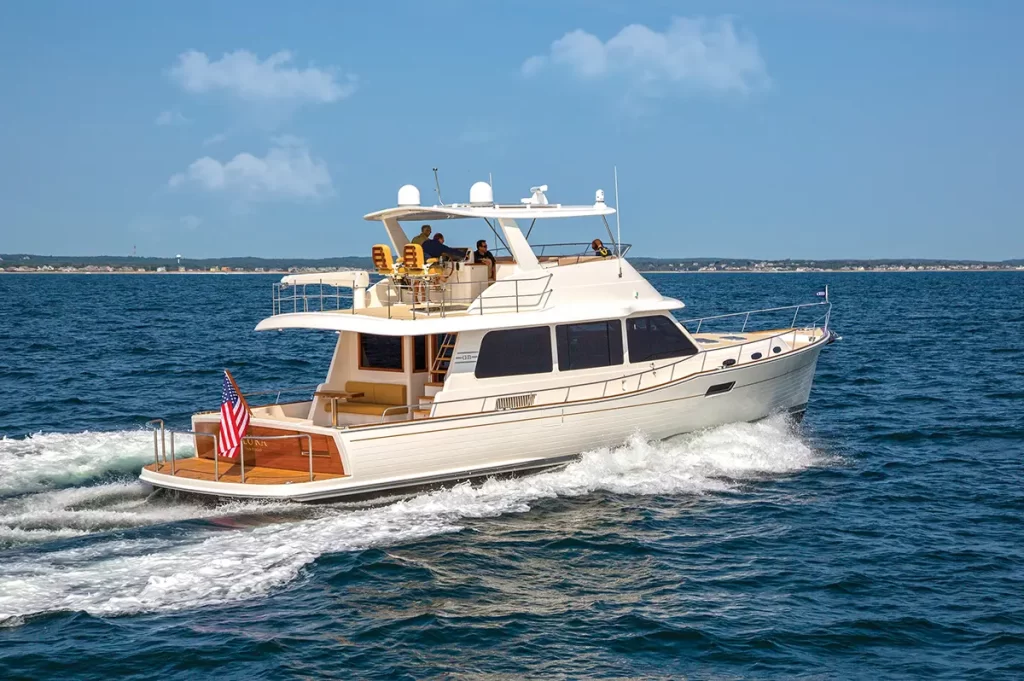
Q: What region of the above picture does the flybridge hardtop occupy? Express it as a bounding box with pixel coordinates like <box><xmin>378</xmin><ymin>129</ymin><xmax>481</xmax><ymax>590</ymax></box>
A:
<box><xmin>364</xmin><ymin>181</ymin><xmax>616</xmax><ymax>220</ymax></box>
<box><xmin>139</xmin><ymin>175</ymin><xmax>837</xmax><ymax>503</ymax></box>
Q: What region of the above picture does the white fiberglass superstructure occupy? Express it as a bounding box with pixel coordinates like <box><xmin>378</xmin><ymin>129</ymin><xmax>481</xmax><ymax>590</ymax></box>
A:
<box><xmin>140</xmin><ymin>180</ymin><xmax>837</xmax><ymax>501</ymax></box>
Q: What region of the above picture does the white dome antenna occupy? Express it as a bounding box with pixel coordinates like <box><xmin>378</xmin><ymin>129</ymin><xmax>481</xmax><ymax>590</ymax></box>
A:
<box><xmin>469</xmin><ymin>181</ymin><xmax>493</xmax><ymax>206</ymax></box>
<box><xmin>595</xmin><ymin>189</ymin><xmax>605</xmax><ymax>205</ymax></box>
<box><xmin>397</xmin><ymin>184</ymin><xmax>421</xmax><ymax>207</ymax></box>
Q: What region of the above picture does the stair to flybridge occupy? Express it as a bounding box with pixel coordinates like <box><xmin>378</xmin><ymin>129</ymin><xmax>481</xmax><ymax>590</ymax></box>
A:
<box><xmin>420</xmin><ymin>333</ymin><xmax>457</xmax><ymax>408</ymax></box>
<box><xmin>429</xmin><ymin>333</ymin><xmax>457</xmax><ymax>385</ymax></box>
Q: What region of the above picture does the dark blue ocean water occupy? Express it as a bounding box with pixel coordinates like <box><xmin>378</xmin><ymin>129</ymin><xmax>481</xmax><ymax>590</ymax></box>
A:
<box><xmin>0</xmin><ymin>272</ymin><xmax>1022</xmax><ymax>680</ymax></box>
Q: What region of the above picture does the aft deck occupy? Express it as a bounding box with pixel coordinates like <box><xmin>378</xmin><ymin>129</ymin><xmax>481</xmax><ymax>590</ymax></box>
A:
<box><xmin>144</xmin><ymin>458</ymin><xmax>345</xmax><ymax>485</ymax></box>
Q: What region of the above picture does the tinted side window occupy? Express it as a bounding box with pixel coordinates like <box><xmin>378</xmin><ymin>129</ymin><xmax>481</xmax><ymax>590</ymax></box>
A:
<box><xmin>475</xmin><ymin>327</ymin><xmax>552</xmax><ymax>378</ymax></box>
<box><xmin>626</xmin><ymin>316</ymin><xmax>698</xmax><ymax>362</ymax></box>
<box><xmin>360</xmin><ymin>333</ymin><xmax>404</xmax><ymax>370</ymax></box>
<box><xmin>413</xmin><ymin>336</ymin><xmax>427</xmax><ymax>372</ymax></box>
<box><xmin>556</xmin><ymin>321</ymin><xmax>623</xmax><ymax>371</ymax></box>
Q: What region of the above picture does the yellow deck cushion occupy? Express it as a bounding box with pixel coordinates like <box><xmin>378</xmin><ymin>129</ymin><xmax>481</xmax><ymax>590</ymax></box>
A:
<box><xmin>374</xmin><ymin>383</ymin><xmax>406</xmax><ymax>405</ymax></box>
<box><xmin>344</xmin><ymin>381</ymin><xmax>380</xmax><ymax>403</ymax></box>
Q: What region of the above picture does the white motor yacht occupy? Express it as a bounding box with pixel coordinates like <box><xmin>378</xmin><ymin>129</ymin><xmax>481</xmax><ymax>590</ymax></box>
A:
<box><xmin>140</xmin><ymin>180</ymin><xmax>837</xmax><ymax>501</ymax></box>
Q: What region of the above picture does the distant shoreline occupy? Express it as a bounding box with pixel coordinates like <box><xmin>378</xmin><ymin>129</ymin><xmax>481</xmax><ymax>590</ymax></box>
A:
<box><xmin>2</xmin><ymin>268</ymin><xmax>1021</xmax><ymax>276</ymax></box>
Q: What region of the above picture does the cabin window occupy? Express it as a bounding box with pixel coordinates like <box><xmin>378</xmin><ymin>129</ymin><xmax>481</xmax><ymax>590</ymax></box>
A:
<box><xmin>475</xmin><ymin>327</ymin><xmax>552</xmax><ymax>378</ymax></box>
<box><xmin>626</xmin><ymin>315</ymin><xmax>698</xmax><ymax>363</ymax></box>
<box><xmin>556</xmin><ymin>321</ymin><xmax>623</xmax><ymax>371</ymax></box>
<box><xmin>413</xmin><ymin>336</ymin><xmax>428</xmax><ymax>372</ymax></box>
<box><xmin>359</xmin><ymin>333</ymin><xmax>404</xmax><ymax>371</ymax></box>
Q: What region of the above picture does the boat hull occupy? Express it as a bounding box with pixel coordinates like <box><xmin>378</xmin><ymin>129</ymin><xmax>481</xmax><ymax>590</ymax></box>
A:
<box><xmin>139</xmin><ymin>338</ymin><xmax>826</xmax><ymax>502</ymax></box>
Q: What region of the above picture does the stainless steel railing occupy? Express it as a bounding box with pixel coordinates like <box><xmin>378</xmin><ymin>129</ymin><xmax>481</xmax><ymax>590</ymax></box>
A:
<box><xmin>147</xmin><ymin>419</ymin><xmax>220</xmax><ymax>479</ymax></box>
<box><xmin>375</xmin><ymin>313</ymin><xmax>833</xmax><ymax>424</ymax></box>
<box><xmin>362</xmin><ymin>272</ymin><xmax>553</xmax><ymax>319</ymax></box>
<box><xmin>242</xmin><ymin>384</ymin><xmax>320</xmax><ymax>404</ymax></box>
<box><xmin>146</xmin><ymin>421</ymin><xmax>315</xmax><ymax>483</ymax></box>
<box><xmin>679</xmin><ymin>301</ymin><xmax>831</xmax><ymax>334</ymax></box>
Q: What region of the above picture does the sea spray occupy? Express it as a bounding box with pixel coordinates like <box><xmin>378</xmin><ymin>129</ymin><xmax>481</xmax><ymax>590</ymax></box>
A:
<box><xmin>0</xmin><ymin>415</ymin><xmax>822</xmax><ymax>626</ymax></box>
<box><xmin>0</xmin><ymin>430</ymin><xmax>165</xmax><ymax>497</ymax></box>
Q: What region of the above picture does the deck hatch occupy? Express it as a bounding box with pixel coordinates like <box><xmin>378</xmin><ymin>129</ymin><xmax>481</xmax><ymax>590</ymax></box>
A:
<box><xmin>705</xmin><ymin>382</ymin><xmax>736</xmax><ymax>397</ymax></box>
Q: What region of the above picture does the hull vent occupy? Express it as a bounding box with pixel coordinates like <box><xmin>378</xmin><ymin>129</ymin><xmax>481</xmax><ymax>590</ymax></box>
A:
<box><xmin>495</xmin><ymin>393</ymin><xmax>537</xmax><ymax>411</ymax></box>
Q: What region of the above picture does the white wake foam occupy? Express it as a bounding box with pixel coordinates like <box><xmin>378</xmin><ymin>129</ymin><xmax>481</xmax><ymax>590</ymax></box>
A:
<box><xmin>0</xmin><ymin>430</ymin><xmax>160</xmax><ymax>497</ymax></box>
<box><xmin>0</xmin><ymin>416</ymin><xmax>820</xmax><ymax>625</ymax></box>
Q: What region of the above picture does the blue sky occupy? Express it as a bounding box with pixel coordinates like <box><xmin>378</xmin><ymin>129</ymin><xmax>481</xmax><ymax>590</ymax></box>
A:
<box><xmin>0</xmin><ymin>0</ymin><xmax>1020</xmax><ymax>260</ymax></box>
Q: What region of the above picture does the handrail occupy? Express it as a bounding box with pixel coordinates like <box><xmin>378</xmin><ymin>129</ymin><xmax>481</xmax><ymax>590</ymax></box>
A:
<box><xmin>242</xmin><ymin>384</ymin><xmax>321</xmax><ymax>404</ymax></box>
<box><xmin>378</xmin><ymin>272</ymin><xmax>554</xmax><ymax>319</ymax></box>
<box><xmin>146</xmin><ymin>427</ymin><xmax>312</xmax><ymax>483</ymax></box>
<box><xmin>147</xmin><ymin>422</ymin><xmax>219</xmax><ymax>479</ymax></box>
<box><xmin>375</xmin><ymin>314</ymin><xmax>832</xmax><ymax>424</ymax></box>
<box><xmin>679</xmin><ymin>301</ymin><xmax>829</xmax><ymax>334</ymax></box>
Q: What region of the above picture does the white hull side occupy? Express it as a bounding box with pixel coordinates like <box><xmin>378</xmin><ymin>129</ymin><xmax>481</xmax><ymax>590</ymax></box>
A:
<box><xmin>140</xmin><ymin>341</ymin><xmax>825</xmax><ymax>501</ymax></box>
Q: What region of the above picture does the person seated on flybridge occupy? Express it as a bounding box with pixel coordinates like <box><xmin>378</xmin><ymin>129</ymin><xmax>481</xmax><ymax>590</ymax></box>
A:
<box><xmin>411</xmin><ymin>224</ymin><xmax>432</xmax><ymax>245</ymax></box>
<box><xmin>591</xmin><ymin>239</ymin><xmax>612</xmax><ymax>257</ymax></box>
<box><xmin>473</xmin><ymin>239</ymin><xmax>496</xmax><ymax>278</ymax></box>
<box><xmin>422</xmin><ymin>233</ymin><xmax>465</xmax><ymax>260</ymax></box>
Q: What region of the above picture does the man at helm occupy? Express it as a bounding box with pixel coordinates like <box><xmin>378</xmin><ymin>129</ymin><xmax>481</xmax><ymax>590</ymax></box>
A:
<box><xmin>591</xmin><ymin>238</ymin><xmax>611</xmax><ymax>257</ymax></box>
<box><xmin>411</xmin><ymin>224</ymin><xmax>432</xmax><ymax>245</ymax></box>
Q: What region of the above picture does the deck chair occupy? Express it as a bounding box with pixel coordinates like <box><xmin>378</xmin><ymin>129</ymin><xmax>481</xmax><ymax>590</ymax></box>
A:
<box><xmin>371</xmin><ymin>244</ymin><xmax>395</xmax><ymax>275</ymax></box>
<box><xmin>403</xmin><ymin>244</ymin><xmax>440</xmax><ymax>303</ymax></box>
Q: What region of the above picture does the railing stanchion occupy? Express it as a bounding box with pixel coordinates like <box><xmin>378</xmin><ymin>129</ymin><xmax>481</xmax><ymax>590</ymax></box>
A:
<box><xmin>307</xmin><ymin>435</ymin><xmax>314</xmax><ymax>482</ymax></box>
<box><xmin>170</xmin><ymin>432</ymin><xmax>176</xmax><ymax>476</ymax></box>
<box><xmin>214</xmin><ymin>434</ymin><xmax>220</xmax><ymax>481</ymax></box>
<box><xmin>152</xmin><ymin>429</ymin><xmax>160</xmax><ymax>468</ymax></box>
<box><xmin>741</xmin><ymin>312</ymin><xmax>750</xmax><ymax>332</ymax></box>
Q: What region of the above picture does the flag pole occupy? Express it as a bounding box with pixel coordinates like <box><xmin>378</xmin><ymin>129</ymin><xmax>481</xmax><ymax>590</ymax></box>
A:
<box><xmin>224</xmin><ymin>369</ymin><xmax>252</xmax><ymax>414</ymax></box>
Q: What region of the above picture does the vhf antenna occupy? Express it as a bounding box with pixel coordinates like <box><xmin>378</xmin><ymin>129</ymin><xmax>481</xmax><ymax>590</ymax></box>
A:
<box><xmin>432</xmin><ymin>167</ymin><xmax>445</xmax><ymax>206</ymax></box>
<box><xmin>614</xmin><ymin>166</ymin><xmax>623</xmax><ymax>279</ymax></box>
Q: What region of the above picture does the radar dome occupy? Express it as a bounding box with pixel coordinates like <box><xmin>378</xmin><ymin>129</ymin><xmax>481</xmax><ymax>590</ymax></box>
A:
<box><xmin>397</xmin><ymin>184</ymin><xmax>421</xmax><ymax>206</ymax></box>
<box><xmin>469</xmin><ymin>181</ymin><xmax>493</xmax><ymax>206</ymax></box>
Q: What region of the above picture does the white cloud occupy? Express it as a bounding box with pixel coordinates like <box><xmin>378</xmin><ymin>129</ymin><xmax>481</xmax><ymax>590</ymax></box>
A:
<box><xmin>155</xmin><ymin>110</ymin><xmax>190</xmax><ymax>126</ymax></box>
<box><xmin>169</xmin><ymin>49</ymin><xmax>356</xmax><ymax>103</ymax></box>
<box><xmin>180</xmin><ymin>215</ymin><xmax>203</xmax><ymax>230</ymax></box>
<box><xmin>168</xmin><ymin>137</ymin><xmax>333</xmax><ymax>201</ymax></box>
<box><xmin>522</xmin><ymin>16</ymin><xmax>768</xmax><ymax>95</ymax></box>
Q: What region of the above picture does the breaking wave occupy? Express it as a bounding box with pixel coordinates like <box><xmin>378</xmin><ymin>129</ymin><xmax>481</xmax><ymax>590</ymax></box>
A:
<box><xmin>0</xmin><ymin>416</ymin><xmax>822</xmax><ymax>626</ymax></box>
<box><xmin>0</xmin><ymin>430</ymin><xmax>161</xmax><ymax>497</ymax></box>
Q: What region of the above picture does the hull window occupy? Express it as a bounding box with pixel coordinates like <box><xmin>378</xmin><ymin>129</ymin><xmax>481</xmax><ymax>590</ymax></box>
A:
<box><xmin>556</xmin><ymin>320</ymin><xmax>623</xmax><ymax>371</ymax></box>
<box><xmin>705</xmin><ymin>381</ymin><xmax>736</xmax><ymax>397</ymax></box>
<box><xmin>626</xmin><ymin>315</ymin><xmax>699</xmax><ymax>363</ymax></box>
<box><xmin>475</xmin><ymin>327</ymin><xmax>552</xmax><ymax>378</ymax></box>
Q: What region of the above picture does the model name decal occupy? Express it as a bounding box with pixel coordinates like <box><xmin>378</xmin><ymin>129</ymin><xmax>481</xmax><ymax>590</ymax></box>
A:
<box><xmin>453</xmin><ymin>351</ymin><xmax>478</xmax><ymax>366</ymax></box>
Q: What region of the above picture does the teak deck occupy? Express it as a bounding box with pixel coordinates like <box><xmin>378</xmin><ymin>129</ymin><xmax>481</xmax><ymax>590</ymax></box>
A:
<box><xmin>144</xmin><ymin>457</ymin><xmax>346</xmax><ymax>485</ymax></box>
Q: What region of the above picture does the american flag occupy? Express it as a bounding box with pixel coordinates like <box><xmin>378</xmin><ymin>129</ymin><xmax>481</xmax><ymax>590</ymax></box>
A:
<box><xmin>219</xmin><ymin>371</ymin><xmax>250</xmax><ymax>458</ymax></box>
